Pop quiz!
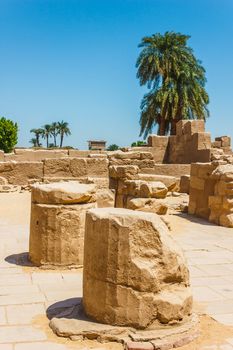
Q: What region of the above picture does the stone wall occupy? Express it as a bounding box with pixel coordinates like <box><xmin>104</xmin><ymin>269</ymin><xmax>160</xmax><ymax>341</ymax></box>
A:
<box><xmin>147</xmin><ymin>120</ymin><xmax>211</xmax><ymax>164</ymax></box>
<box><xmin>0</xmin><ymin>157</ymin><xmax>109</xmax><ymax>186</ymax></box>
<box><xmin>188</xmin><ymin>163</ymin><xmax>233</xmax><ymax>227</ymax></box>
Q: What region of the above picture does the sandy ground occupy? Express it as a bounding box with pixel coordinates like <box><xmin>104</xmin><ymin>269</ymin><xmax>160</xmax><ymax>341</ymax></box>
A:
<box><xmin>1</xmin><ymin>192</ymin><xmax>233</xmax><ymax>349</ymax></box>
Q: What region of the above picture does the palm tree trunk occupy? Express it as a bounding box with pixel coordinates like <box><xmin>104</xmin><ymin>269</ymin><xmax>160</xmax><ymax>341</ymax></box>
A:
<box><xmin>170</xmin><ymin>119</ymin><xmax>177</xmax><ymax>135</ymax></box>
<box><xmin>60</xmin><ymin>133</ymin><xmax>63</xmax><ymax>148</ymax></box>
<box><xmin>36</xmin><ymin>134</ymin><xmax>39</xmax><ymax>147</ymax></box>
<box><xmin>53</xmin><ymin>134</ymin><xmax>56</xmax><ymax>147</ymax></box>
<box><xmin>158</xmin><ymin>118</ymin><xmax>166</xmax><ymax>135</ymax></box>
<box><xmin>46</xmin><ymin>135</ymin><xmax>49</xmax><ymax>148</ymax></box>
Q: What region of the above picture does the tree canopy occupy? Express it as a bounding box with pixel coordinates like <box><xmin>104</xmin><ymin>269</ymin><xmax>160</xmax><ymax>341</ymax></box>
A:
<box><xmin>136</xmin><ymin>31</ymin><xmax>209</xmax><ymax>137</ymax></box>
<box><xmin>0</xmin><ymin>117</ymin><xmax>18</xmax><ymax>153</ymax></box>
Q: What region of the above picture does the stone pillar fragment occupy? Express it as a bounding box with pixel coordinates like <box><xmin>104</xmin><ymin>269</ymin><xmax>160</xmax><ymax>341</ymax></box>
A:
<box><xmin>29</xmin><ymin>181</ymin><xmax>97</xmax><ymax>267</ymax></box>
<box><xmin>83</xmin><ymin>208</ymin><xmax>192</xmax><ymax>329</ymax></box>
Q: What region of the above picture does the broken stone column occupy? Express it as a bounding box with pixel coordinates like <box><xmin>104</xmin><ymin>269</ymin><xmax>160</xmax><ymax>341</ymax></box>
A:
<box><xmin>29</xmin><ymin>181</ymin><xmax>97</xmax><ymax>267</ymax></box>
<box><xmin>83</xmin><ymin>208</ymin><xmax>193</xmax><ymax>329</ymax></box>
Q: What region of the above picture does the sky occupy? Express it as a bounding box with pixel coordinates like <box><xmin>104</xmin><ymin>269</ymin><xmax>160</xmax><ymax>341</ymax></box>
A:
<box><xmin>0</xmin><ymin>0</ymin><xmax>232</xmax><ymax>149</ymax></box>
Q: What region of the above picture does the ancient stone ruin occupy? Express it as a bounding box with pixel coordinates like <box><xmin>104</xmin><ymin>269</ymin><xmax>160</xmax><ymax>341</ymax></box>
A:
<box><xmin>189</xmin><ymin>163</ymin><xmax>233</xmax><ymax>227</ymax></box>
<box><xmin>29</xmin><ymin>181</ymin><xmax>97</xmax><ymax>267</ymax></box>
<box><xmin>50</xmin><ymin>208</ymin><xmax>198</xmax><ymax>348</ymax></box>
<box><xmin>83</xmin><ymin>208</ymin><xmax>192</xmax><ymax>328</ymax></box>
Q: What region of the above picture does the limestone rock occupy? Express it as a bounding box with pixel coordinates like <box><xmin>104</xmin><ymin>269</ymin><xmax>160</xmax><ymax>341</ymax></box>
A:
<box><xmin>83</xmin><ymin>208</ymin><xmax>192</xmax><ymax>329</ymax></box>
<box><xmin>31</xmin><ymin>181</ymin><xmax>96</xmax><ymax>204</ymax></box>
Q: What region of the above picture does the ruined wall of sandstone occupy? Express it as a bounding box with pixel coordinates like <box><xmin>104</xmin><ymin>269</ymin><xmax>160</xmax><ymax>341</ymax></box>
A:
<box><xmin>147</xmin><ymin>120</ymin><xmax>211</xmax><ymax>164</ymax></box>
<box><xmin>188</xmin><ymin>163</ymin><xmax>233</xmax><ymax>228</ymax></box>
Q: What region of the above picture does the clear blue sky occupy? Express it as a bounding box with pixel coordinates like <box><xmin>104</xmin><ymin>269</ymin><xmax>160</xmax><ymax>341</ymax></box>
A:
<box><xmin>0</xmin><ymin>0</ymin><xmax>232</xmax><ymax>149</ymax></box>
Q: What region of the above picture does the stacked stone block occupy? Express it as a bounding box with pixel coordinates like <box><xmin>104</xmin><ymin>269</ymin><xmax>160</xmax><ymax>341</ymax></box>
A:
<box><xmin>109</xmin><ymin>165</ymin><xmax>180</xmax><ymax>215</ymax></box>
<box><xmin>147</xmin><ymin>120</ymin><xmax>211</xmax><ymax>164</ymax></box>
<box><xmin>83</xmin><ymin>208</ymin><xmax>193</xmax><ymax>329</ymax></box>
<box><xmin>209</xmin><ymin>164</ymin><xmax>233</xmax><ymax>227</ymax></box>
<box><xmin>188</xmin><ymin>163</ymin><xmax>233</xmax><ymax>227</ymax></box>
<box><xmin>29</xmin><ymin>181</ymin><xmax>97</xmax><ymax>267</ymax></box>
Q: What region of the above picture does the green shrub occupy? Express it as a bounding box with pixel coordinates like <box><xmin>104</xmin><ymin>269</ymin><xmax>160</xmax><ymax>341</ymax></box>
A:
<box><xmin>0</xmin><ymin>117</ymin><xmax>18</xmax><ymax>153</ymax></box>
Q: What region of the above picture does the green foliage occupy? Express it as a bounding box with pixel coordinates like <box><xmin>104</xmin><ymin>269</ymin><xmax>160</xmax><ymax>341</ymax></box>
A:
<box><xmin>131</xmin><ymin>141</ymin><xmax>147</xmax><ymax>147</ymax></box>
<box><xmin>0</xmin><ymin>117</ymin><xmax>18</xmax><ymax>153</ymax></box>
<box><xmin>136</xmin><ymin>31</ymin><xmax>209</xmax><ymax>137</ymax></box>
<box><xmin>107</xmin><ymin>144</ymin><xmax>119</xmax><ymax>151</ymax></box>
<box><xmin>30</xmin><ymin>121</ymin><xmax>71</xmax><ymax>148</ymax></box>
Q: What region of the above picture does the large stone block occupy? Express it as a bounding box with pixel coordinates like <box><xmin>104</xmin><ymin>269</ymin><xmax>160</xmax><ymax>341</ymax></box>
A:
<box><xmin>14</xmin><ymin>149</ymin><xmax>69</xmax><ymax>161</ymax></box>
<box><xmin>83</xmin><ymin>208</ymin><xmax>192</xmax><ymax>329</ymax></box>
<box><xmin>29</xmin><ymin>202</ymin><xmax>96</xmax><ymax>266</ymax></box>
<box><xmin>183</xmin><ymin>120</ymin><xmax>205</xmax><ymax>135</ymax></box>
<box><xmin>31</xmin><ymin>181</ymin><xmax>96</xmax><ymax>204</ymax></box>
<box><xmin>86</xmin><ymin>158</ymin><xmax>109</xmax><ymax>177</ymax></box>
<box><xmin>44</xmin><ymin>158</ymin><xmax>71</xmax><ymax>177</ymax></box>
<box><xmin>29</xmin><ymin>181</ymin><xmax>97</xmax><ymax>267</ymax></box>
<box><xmin>0</xmin><ymin>161</ymin><xmax>43</xmax><ymax>185</ymax></box>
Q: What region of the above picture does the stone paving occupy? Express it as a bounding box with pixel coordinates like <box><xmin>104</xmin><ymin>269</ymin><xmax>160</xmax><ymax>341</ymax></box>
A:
<box><xmin>0</xmin><ymin>192</ymin><xmax>233</xmax><ymax>349</ymax></box>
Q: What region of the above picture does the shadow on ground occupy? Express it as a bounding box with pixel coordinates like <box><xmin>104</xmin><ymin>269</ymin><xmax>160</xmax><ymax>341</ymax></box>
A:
<box><xmin>5</xmin><ymin>252</ymin><xmax>34</xmax><ymax>267</ymax></box>
<box><xmin>46</xmin><ymin>298</ymin><xmax>82</xmax><ymax>320</ymax></box>
<box><xmin>174</xmin><ymin>213</ymin><xmax>221</xmax><ymax>227</ymax></box>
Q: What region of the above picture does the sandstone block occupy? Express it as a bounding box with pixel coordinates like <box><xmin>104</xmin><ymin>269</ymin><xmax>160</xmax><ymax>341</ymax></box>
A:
<box><xmin>183</xmin><ymin>120</ymin><xmax>205</xmax><ymax>135</ymax></box>
<box><xmin>70</xmin><ymin>158</ymin><xmax>88</xmax><ymax>177</ymax></box>
<box><xmin>109</xmin><ymin>165</ymin><xmax>139</xmax><ymax>179</ymax></box>
<box><xmin>44</xmin><ymin>158</ymin><xmax>71</xmax><ymax>177</ymax></box>
<box><xmin>86</xmin><ymin>158</ymin><xmax>109</xmax><ymax>177</ymax></box>
<box><xmin>138</xmin><ymin>174</ymin><xmax>178</xmax><ymax>192</ymax></box>
<box><xmin>190</xmin><ymin>176</ymin><xmax>205</xmax><ymax>190</ymax></box>
<box><xmin>180</xmin><ymin>175</ymin><xmax>190</xmax><ymax>194</ymax></box>
<box><xmin>0</xmin><ymin>161</ymin><xmax>43</xmax><ymax>185</ymax></box>
<box><xmin>83</xmin><ymin>208</ymin><xmax>192</xmax><ymax>329</ymax></box>
<box><xmin>127</xmin><ymin>198</ymin><xmax>168</xmax><ymax>215</ymax></box>
<box><xmin>31</xmin><ymin>181</ymin><xmax>96</xmax><ymax>204</ymax></box>
<box><xmin>29</xmin><ymin>202</ymin><xmax>96</xmax><ymax>266</ymax></box>
<box><xmin>125</xmin><ymin>180</ymin><xmax>168</xmax><ymax>199</ymax></box>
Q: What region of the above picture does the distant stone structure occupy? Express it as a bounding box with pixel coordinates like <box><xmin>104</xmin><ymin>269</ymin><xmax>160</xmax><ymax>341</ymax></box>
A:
<box><xmin>88</xmin><ymin>140</ymin><xmax>106</xmax><ymax>151</ymax></box>
<box><xmin>83</xmin><ymin>208</ymin><xmax>193</xmax><ymax>329</ymax></box>
<box><xmin>29</xmin><ymin>181</ymin><xmax>97</xmax><ymax>267</ymax></box>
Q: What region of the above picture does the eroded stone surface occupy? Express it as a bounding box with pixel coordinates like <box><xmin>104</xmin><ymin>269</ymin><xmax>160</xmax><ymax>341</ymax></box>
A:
<box><xmin>83</xmin><ymin>208</ymin><xmax>192</xmax><ymax>329</ymax></box>
<box><xmin>31</xmin><ymin>181</ymin><xmax>96</xmax><ymax>204</ymax></box>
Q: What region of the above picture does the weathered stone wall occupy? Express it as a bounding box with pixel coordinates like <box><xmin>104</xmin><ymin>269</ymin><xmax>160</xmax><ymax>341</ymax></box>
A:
<box><xmin>0</xmin><ymin>157</ymin><xmax>109</xmax><ymax>186</ymax></box>
<box><xmin>188</xmin><ymin>163</ymin><xmax>233</xmax><ymax>227</ymax></box>
<box><xmin>109</xmin><ymin>165</ymin><xmax>182</xmax><ymax>215</ymax></box>
<box><xmin>148</xmin><ymin>120</ymin><xmax>211</xmax><ymax>164</ymax></box>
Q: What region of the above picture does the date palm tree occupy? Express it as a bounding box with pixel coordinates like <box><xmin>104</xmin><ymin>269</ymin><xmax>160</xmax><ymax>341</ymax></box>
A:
<box><xmin>57</xmin><ymin>121</ymin><xmax>71</xmax><ymax>148</ymax></box>
<box><xmin>50</xmin><ymin>122</ymin><xmax>59</xmax><ymax>147</ymax></box>
<box><xmin>136</xmin><ymin>31</ymin><xmax>209</xmax><ymax>137</ymax></box>
<box><xmin>29</xmin><ymin>138</ymin><xmax>37</xmax><ymax>147</ymax></box>
<box><xmin>42</xmin><ymin>124</ymin><xmax>51</xmax><ymax>148</ymax></box>
<box><xmin>30</xmin><ymin>128</ymin><xmax>44</xmax><ymax>147</ymax></box>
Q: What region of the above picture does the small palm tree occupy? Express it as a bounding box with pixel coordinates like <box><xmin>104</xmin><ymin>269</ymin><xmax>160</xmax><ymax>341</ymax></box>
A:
<box><xmin>50</xmin><ymin>122</ymin><xmax>59</xmax><ymax>147</ymax></box>
<box><xmin>30</xmin><ymin>128</ymin><xmax>44</xmax><ymax>147</ymax></box>
<box><xmin>29</xmin><ymin>138</ymin><xmax>37</xmax><ymax>147</ymax></box>
<box><xmin>57</xmin><ymin>121</ymin><xmax>71</xmax><ymax>148</ymax></box>
<box><xmin>42</xmin><ymin>124</ymin><xmax>51</xmax><ymax>148</ymax></box>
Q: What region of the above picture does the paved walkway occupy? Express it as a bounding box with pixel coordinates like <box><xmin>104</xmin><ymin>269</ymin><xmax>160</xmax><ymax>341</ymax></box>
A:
<box><xmin>0</xmin><ymin>192</ymin><xmax>233</xmax><ymax>349</ymax></box>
